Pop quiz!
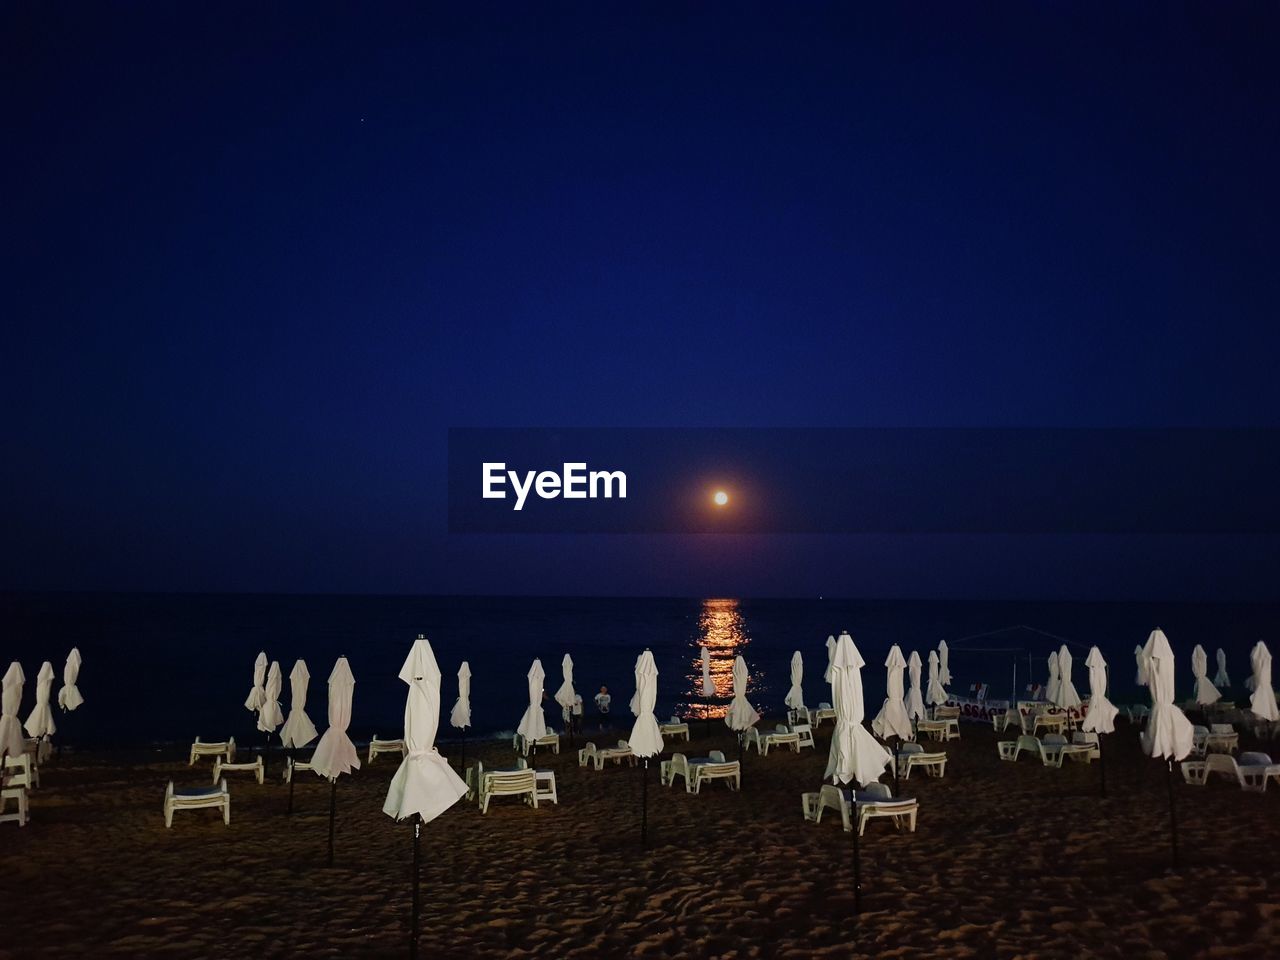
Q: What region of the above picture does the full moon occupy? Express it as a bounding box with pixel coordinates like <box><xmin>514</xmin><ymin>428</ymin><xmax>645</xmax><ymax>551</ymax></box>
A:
<box><xmin>713</xmin><ymin>490</ymin><xmax>729</xmax><ymax>506</ymax></box>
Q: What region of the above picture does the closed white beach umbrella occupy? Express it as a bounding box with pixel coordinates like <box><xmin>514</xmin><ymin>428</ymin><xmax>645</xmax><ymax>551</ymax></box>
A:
<box><xmin>925</xmin><ymin>650</ymin><xmax>947</xmax><ymax>706</ymax></box>
<box><xmin>872</xmin><ymin>645</ymin><xmax>913</xmax><ymax>740</ymax></box>
<box><xmin>724</xmin><ymin>655</ymin><xmax>760</xmax><ymax>731</ymax></box>
<box><xmin>280</xmin><ymin>659</ymin><xmax>318</xmax><ymax>748</ymax></box>
<box><xmin>24</xmin><ymin>661</ymin><xmax>57</xmax><ymax>739</ymax></box>
<box><xmin>700</xmin><ymin>646</ymin><xmax>714</xmax><ymax>698</ymax></box>
<box><xmin>905</xmin><ymin>650</ymin><xmax>926</xmax><ymax>720</ymax></box>
<box><xmin>823</xmin><ymin>635</ymin><xmax>835</xmax><ymax>683</ymax></box>
<box><xmin>312</xmin><ymin>657</ymin><xmax>361</xmax><ymax>779</ymax></box>
<box><xmin>554</xmin><ymin>654</ymin><xmax>576</xmax><ymax>722</ymax></box>
<box><xmin>258</xmin><ymin>660</ymin><xmax>284</xmax><ymax>734</ymax></box>
<box><xmin>0</xmin><ymin>662</ymin><xmax>25</xmax><ymax>758</ymax></box>
<box><xmin>825</xmin><ymin>632</ymin><xmax>891</xmax><ymax>786</ymax></box>
<box><xmin>1191</xmin><ymin>645</ymin><xmax>1221</xmax><ymax>705</ymax></box>
<box><xmin>784</xmin><ymin>651</ymin><xmax>805</xmax><ymax>710</ymax></box>
<box><xmin>57</xmin><ymin>647</ymin><xmax>84</xmax><ymax>712</ymax></box>
<box><xmin>516</xmin><ymin>659</ymin><xmax>548</xmax><ymax>742</ymax></box>
<box><xmin>1045</xmin><ymin>651</ymin><xmax>1061</xmax><ymax>705</ymax></box>
<box><xmin>1054</xmin><ymin>646</ymin><xmax>1081</xmax><ymax>710</ymax></box>
<box><xmin>383</xmin><ymin>636</ymin><xmax>468</xmax><ymax>822</ymax></box>
<box><xmin>1135</xmin><ymin>644</ymin><xmax>1149</xmax><ymax>686</ymax></box>
<box><xmin>628</xmin><ymin>650</ymin><xmax>663</xmax><ymax>757</ymax></box>
<box><xmin>938</xmin><ymin>640</ymin><xmax>952</xmax><ymax>686</ymax></box>
<box><xmin>629</xmin><ymin>649</ymin><xmax>663</xmax><ymax>845</ymax></box>
<box><xmin>1213</xmin><ymin>648</ymin><xmax>1230</xmax><ymax>688</ymax></box>
<box><xmin>1141</xmin><ymin>629</ymin><xmax>1194</xmax><ymax>761</ymax></box>
<box><xmin>1249</xmin><ymin>642</ymin><xmax>1278</xmax><ymax>722</ymax></box>
<box><xmin>450</xmin><ymin>662</ymin><xmax>472</xmax><ymax>729</ymax></box>
<box><xmin>1080</xmin><ymin>647</ymin><xmax>1118</xmax><ymax>735</ymax></box>
<box><xmin>244</xmin><ymin>651</ymin><xmax>267</xmax><ymax>712</ymax></box>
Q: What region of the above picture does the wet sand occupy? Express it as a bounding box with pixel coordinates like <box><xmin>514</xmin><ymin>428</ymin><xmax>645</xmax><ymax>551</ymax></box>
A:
<box><xmin>3</xmin><ymin>719</ymin><xmax>1278</xmax><ymax>958</ymax></box>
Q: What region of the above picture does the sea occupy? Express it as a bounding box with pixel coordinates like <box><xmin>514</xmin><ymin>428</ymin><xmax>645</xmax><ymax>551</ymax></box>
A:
<box><xmin>3</xmin><ymin>592</ymin><xmax>1278</xmax><ymax>749</ymax></box>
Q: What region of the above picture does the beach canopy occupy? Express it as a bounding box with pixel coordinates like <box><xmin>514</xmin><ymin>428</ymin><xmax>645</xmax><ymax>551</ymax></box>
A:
<box><xmin>784</xmin><ymin>651</ymin><xmax>805</xmax><ymax>710</ymax></box>
<box><xmin>1080</xmin><ymin>647</ymin><xmax>1118</xmax><ymax>735</ymax></box>
<box><xmin>1214</xmin><ymin>648</ymin><xmax>1230</xmax><ymax>688</ymax></box>
<box><xmin>383</xmin><ymin>636</ymin><xmax>468</xmax><ymax>823</ymax></box>
<box><xmin>925</xmin><ymin>650</ymin><xmax>947</xmax><ymax>706</ymax></box>
<box><xmin>1054</xmin><ymin>645</ymin><xmax>1082</xmax><ymax>710</ymax></box>
<box><xmin>700</xmin><ymin>646</ymin><xmax>714</xmax><ymax>698</ymax></box>
<box><xmin>1141</xmin><ymin>629</ymin><xmax>1194</xmax><ymax>761</ymax></box>
<box><xmin>1045</xmin><ymin>651</ymin><xmax>1061</xmax><ymax>705</ymax></box>
<box><xmin>938</xmin><ymin>640</ymin><xmax>952</xmax><ymax>686</ymax></box>
<box><xmin>628</xmin><ymin>650</ymin><xmax>663</xmax><ymax>757</ymax></box>
<box><xmin>724</xmin><ymin>656</ymin><xmax>760</xmax><ymax>731</ymax></box>
<box><xmin>280</xmin><ymin>659</ymin><xmax>319</xmax><ymax>749</ymax></box>
<box><xmin>57</xmin><ymin>647</ymin><xmax>83</xmax><ymax>712</ymax></box>
<box><xmin>554</xmin><ymin>654</ymin><xmax>576</xmax><ymax>718</ymax></box>
<box><xmin>24</xmin><ymin>661</ymin><xmax>57</xmax><ymax>739</ymax></box>
<box><xmin>311</xmin><ymin>657</ymin><xmax>361</xmax><ymax>780</ymax></box>
<box><xmin>905</xmin><ymin>650</ymin><xmax>926</xmax><ymax>720</ymax></box>
<box><xmin>823</xmin><ymin>635</ymin><xmax>835</xmax><ymax>683</ymax></box>
<box><xmin>244</xmin><ymin>651</ymin><xmax>267</xmax><ymax>713</ymax></box>
<box><xmin>872</xmin><ymin>644</ymin><xmax>913</xmax><ymax>740</ymax></box>
<box><xmin>1191</xmin><ymin>645</ymin><xmax>1221</xmax><ymax>705</ymax></box>
<box><xmin>1249</xmin><ymin>642</ymin><xmax>1278</xmax><ymax>722</ymax></box>
<box><xmin>450</xmin><ymin>661</ymin><xmax>472</xmax><ymax>729</ymax></box>
<box><xmin>517</xmin><ymin>659</ymin><xmax>548</xmax><ymax>742</ymax></box>
<box><xmin>258</xmin><ymin>660</ymin><xmax>284</xmax><ymax>734</ymax></box>
<box><xmin>0</xmin><ymin>662</ymin><xmax>24</xmax><ymax>758</ymax></box>
<box><xmin>1135</xmin><ymin>644</ymin><xmax>1149</xmax><ymax>686</ymax></box>
<box><xmin>825</xmin><ymin>631</ymin><xmax>891</xmax><ymax>787</ymax></box>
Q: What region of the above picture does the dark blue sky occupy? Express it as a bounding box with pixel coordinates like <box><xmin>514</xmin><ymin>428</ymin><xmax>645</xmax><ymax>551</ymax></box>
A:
<box><xmin>4</xmin><ymin>4</ymin><xmax>1278</xmax><ymax>598</ymax></box>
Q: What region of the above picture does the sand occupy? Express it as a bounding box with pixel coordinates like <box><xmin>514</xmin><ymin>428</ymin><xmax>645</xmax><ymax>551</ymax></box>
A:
<box><xmin>3</xmin><ymin>720</ymin><xmax>1278</xmax><ymax>959</ymax></box>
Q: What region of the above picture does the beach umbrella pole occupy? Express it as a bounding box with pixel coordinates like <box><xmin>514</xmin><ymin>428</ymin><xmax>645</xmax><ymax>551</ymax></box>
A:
<box><xmin>640</xmin><ymin>759</ymin><xmax>649</xmax><ymax>847</ymax></box>
<box><xmin>852</xmin><ymin>805</ymin><xmax>862</xmax><ymax>914</ymax></box>
<box><xmin>892</xmin><ymin>738</ymin><xmax>900</xmax><ymax>797</ymax></box>
<box><xmin>1097</xmin><ymin>736</ymin><xmax>1107</xmax><ymax>798</ymax></box>
<box><xmin>1165</xmin><ymin>759</ymin><xmax>1179</xmax><ymax>871</ymax></box>
<box><xmin>287</xmin><ymin>747</ymin><xmax>296</xmax><ymax>815</ymax></box>
<box><xmin>410</xmin><ymin>815</ymin><xmax>421</xmax><ymax>960</ymax></box>
<box><xmin>327</xmin><ymin>778</ymin><xmax>337</xmax><ymax>867</ymax></box>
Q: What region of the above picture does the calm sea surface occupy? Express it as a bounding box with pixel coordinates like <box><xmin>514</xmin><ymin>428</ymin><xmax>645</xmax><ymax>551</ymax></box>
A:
<box><xmin>3</xmin><ymin>593</ymin><xmax>1277</xmax><ymax>747</ymax></box>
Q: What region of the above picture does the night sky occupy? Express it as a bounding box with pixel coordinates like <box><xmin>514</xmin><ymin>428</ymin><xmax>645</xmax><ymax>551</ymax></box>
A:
<box><xmin>4</xmin><ymin>4</ymin><xmax>1278</xmax><ymax>599</ymax></box>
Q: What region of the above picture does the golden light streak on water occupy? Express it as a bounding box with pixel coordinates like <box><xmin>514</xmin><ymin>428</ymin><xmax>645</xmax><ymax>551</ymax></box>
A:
<box><xmin>685</xmin><ymin>598</ymin><xmax>751</xmax><ymax>719</ymax></box>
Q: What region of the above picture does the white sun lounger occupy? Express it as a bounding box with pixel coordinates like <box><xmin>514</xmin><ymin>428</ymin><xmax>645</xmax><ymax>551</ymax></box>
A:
<box><xmin>788</xmin><ymin>706</ymin><xmax>811</xmax><ymax>727</ymax></box>
<box><xmin>368</xmin><ymin>735</ymin><xmax>405</xmax><ymax>764</ymax></box>
<box><xmin>1038</xmin><ymin>734</ymin><xmax>1093</xmax><ymax>767</ymax></box>
<box><xmin>164</xmin><ymin>779</ymin><xmax>230</xmax><ymax>827</ymax></box>
<box><xmin>578</xmin><ymin>740</ymin><xmax>635</xmax><ymax>770</ymax></box>
<box><xmin>916</xmin><ymin>718</ymin><xmax>959</xmax><ymax>742</ymax></box>
<box><xmin>517</xmin><ymin>731</ymin><xmax>561</xmax><ymax>757</ymax></box>
<box><xmin>659</xmin><ymin>717</ymin><xmax>690</xmax><ymax>741</ymax></box>
<box><xmin>661</xmin><ymin>753</ymin><xmax>693</xmax><ymax>789</ymax></box>
<box><xmin>1182</xmin><ymin>752</ymin><xmax>1280</xmax><ymax>792</ymax></box>
<box><xmin>189</xmin><ymin>737</ymin><xmax>235</xmax><ymax>765</ymax></box>
<box><xmin>213</xmin><ymin>755</ymin><xmax>264</xmax><ymax>785</ymax></box>
<box><xmin>688</xmin><ymin>751</ymin><xmax>740</xmax><ymax>793</ymax></box>
<box><xmin>793</xmin><ymin>723</ymin><xmax>816</xmax><ymax>751</ymax></box>
<box><xmin>803</xmin><ymin>783</ymin><xmax>918</xmax><ymax>836</ymax></box>
<box><xmin>811</xmin><ymin>702</ymin><xmax>837</xmax><ymax>726</ymax></box>
<box><xmin>894</xmin><ymin>742</ymin><xmax>947</xmax><ymax>779</ymax></box>
<box><xmin>0</xmin><ymin>783</ymin><xmax>27</xmax><ymax>826</ymax></box>
<box><xmin>479</xmin><ymin>767</ymin><xmax>539</xmax><ymax>814</ymax></box>
<box><xmin>1</xmin><ymin>758</ymin><xmax>34</xmax><ymax>826</ymax></box>
<box><xmin>4</xmin><ymin>753</ymin><xmax>39</xmax><ymax>790</ymax></box>
<box><xmin>282</xmin><ymin>756</ymin><xmax>313</xmax><ymax>782</ymax></box>
<box><xmin>1205</xmin><ymin>724</ymin><xmax>1239</xmax><ymax>755</ymax></box>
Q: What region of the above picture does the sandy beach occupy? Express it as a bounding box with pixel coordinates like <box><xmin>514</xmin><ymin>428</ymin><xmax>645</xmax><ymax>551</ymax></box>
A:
<box><xmin>3</xmin><ymin>717</ymin><xmax>1278</xmax><ymax>959</ymax></box>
